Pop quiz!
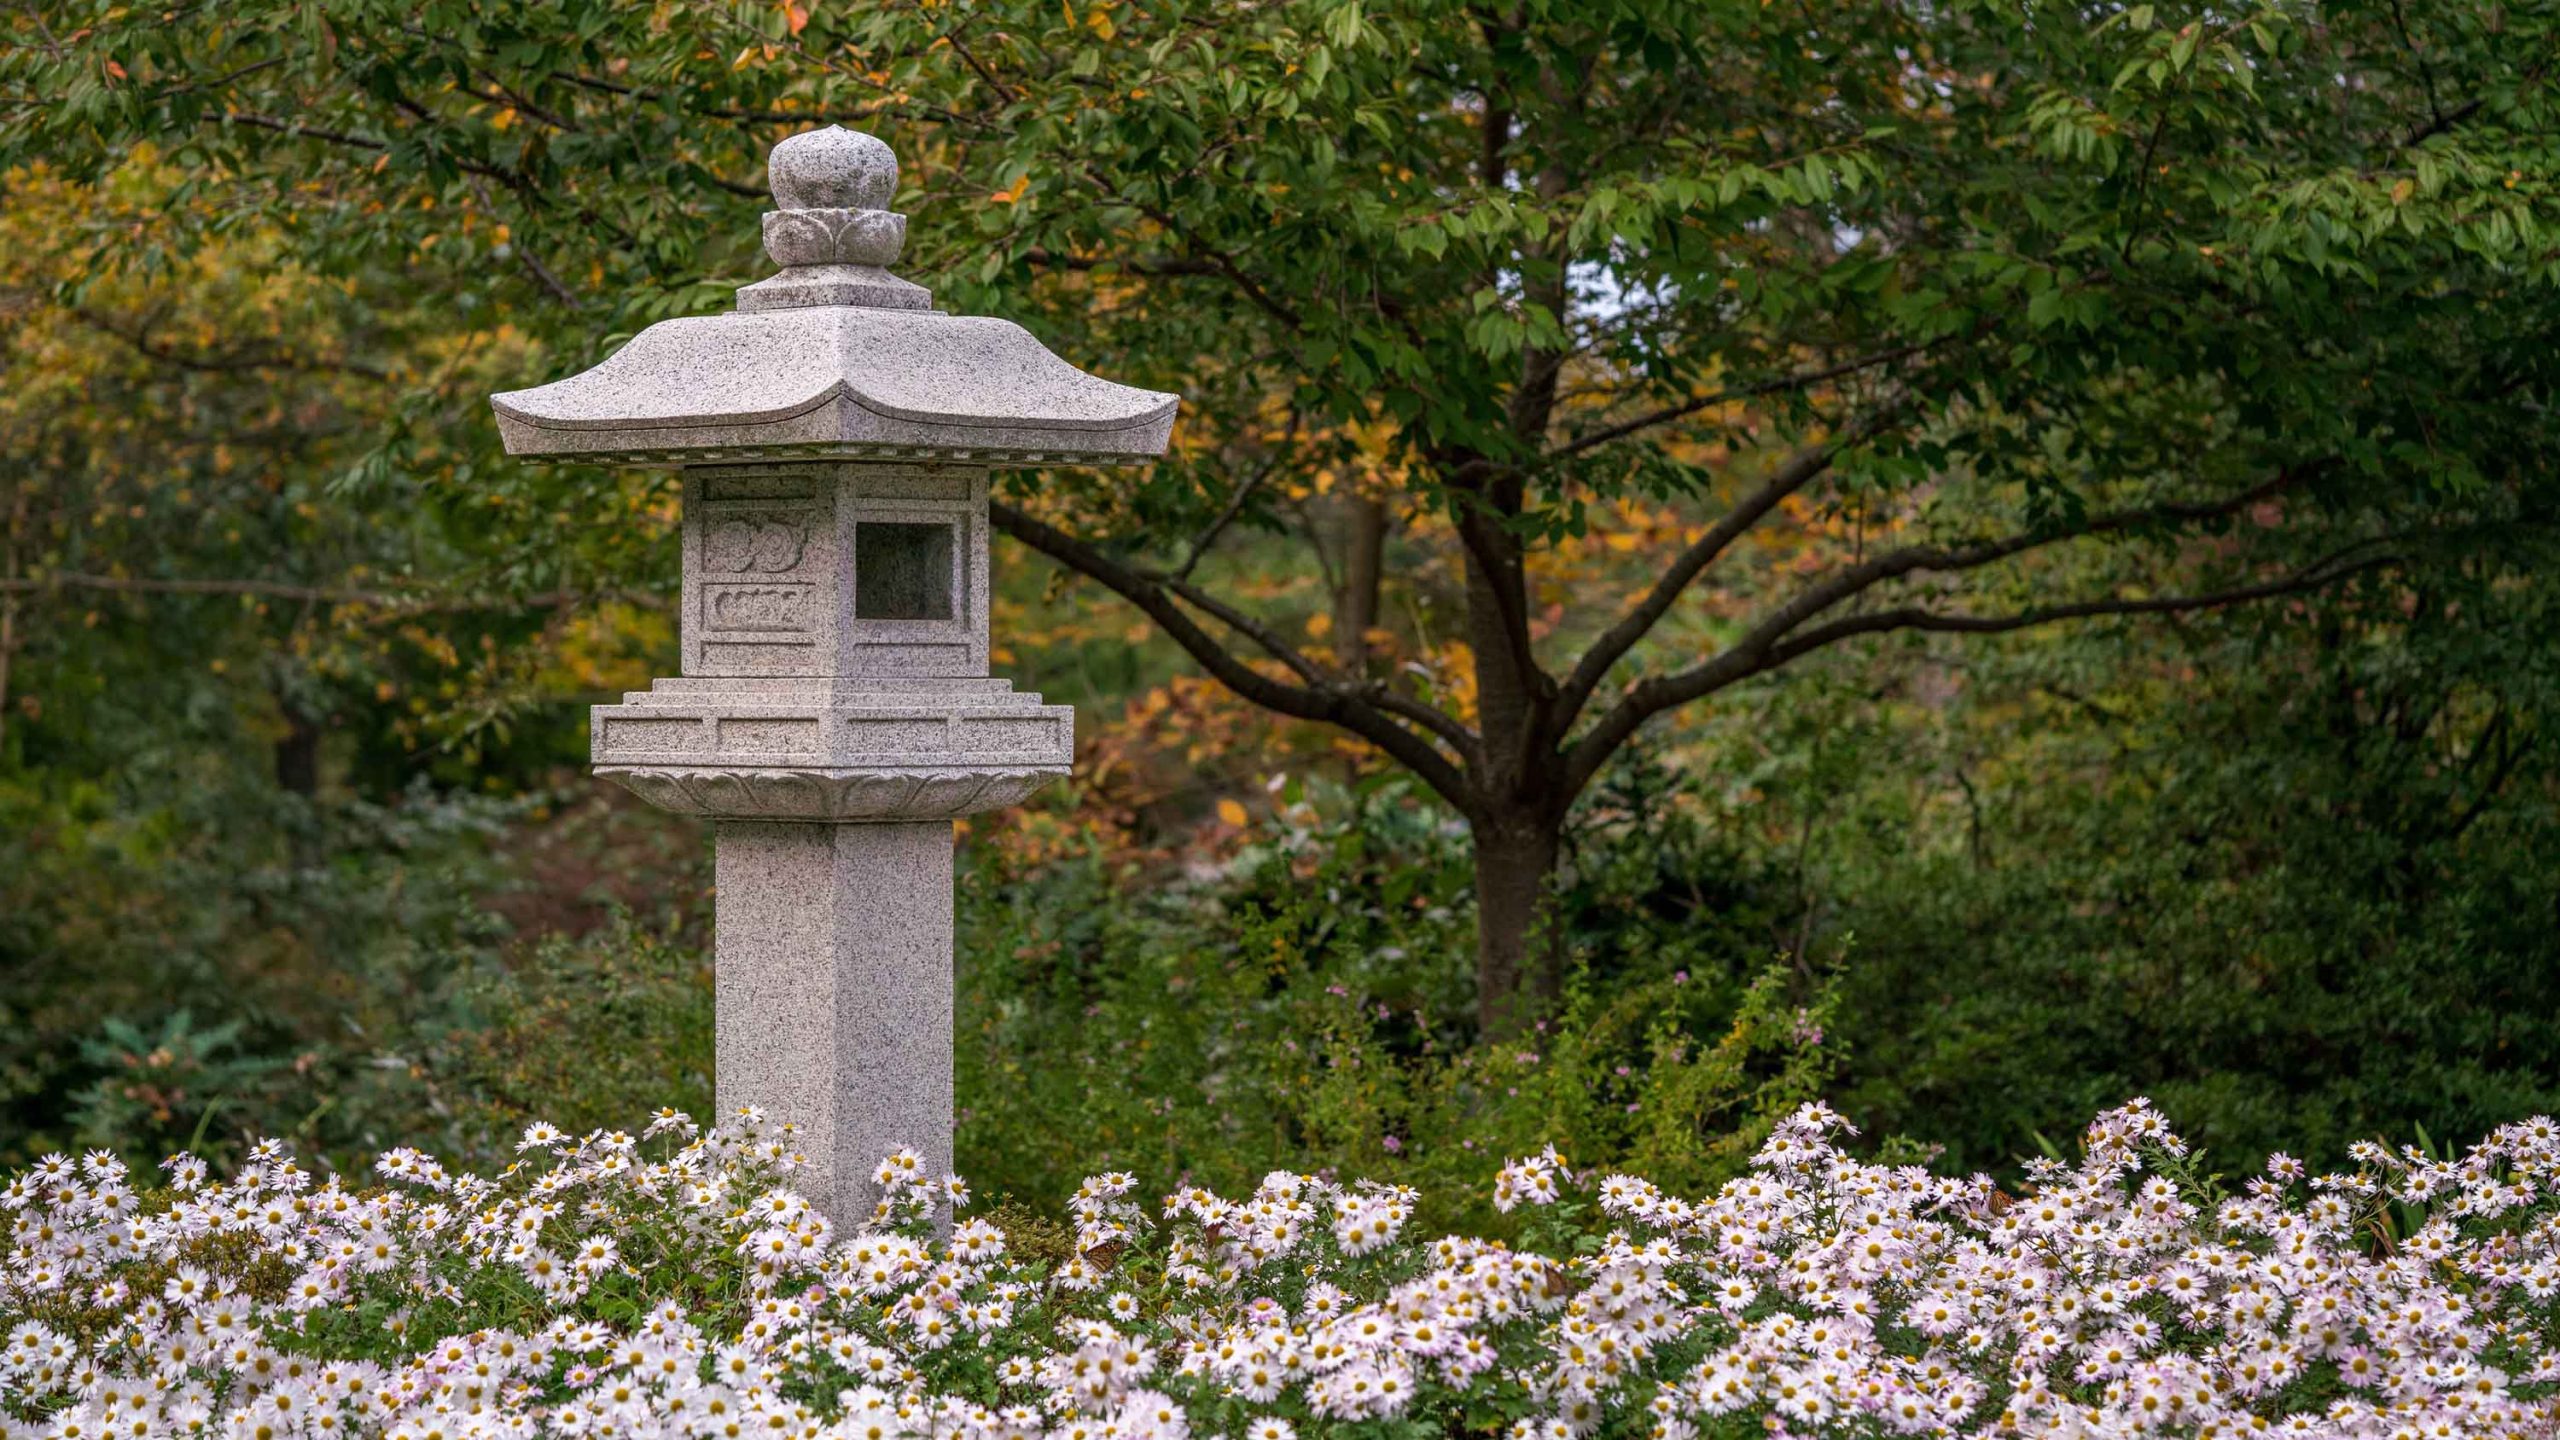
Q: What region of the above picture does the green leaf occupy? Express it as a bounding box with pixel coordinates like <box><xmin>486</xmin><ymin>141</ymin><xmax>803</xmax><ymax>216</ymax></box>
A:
<box><xmin>1325</xmin><ymin>1</ymin><xmax>1365</xmax><ymax>48</ymax></box>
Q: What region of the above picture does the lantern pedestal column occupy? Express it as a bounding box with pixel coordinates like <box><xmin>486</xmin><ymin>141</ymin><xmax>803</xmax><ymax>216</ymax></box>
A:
<box><xmin>713</xmin><ymin>819</ymin><xmax>953</xmax><ymax>1223</ymax></box>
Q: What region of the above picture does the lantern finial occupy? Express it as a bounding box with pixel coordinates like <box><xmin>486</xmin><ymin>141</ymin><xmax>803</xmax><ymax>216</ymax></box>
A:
<box><xmin>767</xmin><ymin>125</ymin><xmax>897</xmax><ymax>211</ymax></box>
<box><xmin>743</xmin><ymin>125</ymin><xmax>930</xmax><ymax>313</ymax></box>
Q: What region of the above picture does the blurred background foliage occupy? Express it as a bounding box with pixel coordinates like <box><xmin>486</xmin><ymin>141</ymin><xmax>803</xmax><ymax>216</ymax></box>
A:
<box><xmin>2</xmin><ymin>0</ymin><xmax>2556</xmax><ymax>1219</ymax></box>
<box><xmin>7</xmin><ymin>406</ymin><xmax>2553</xmax><ymax>1218</ymax></box>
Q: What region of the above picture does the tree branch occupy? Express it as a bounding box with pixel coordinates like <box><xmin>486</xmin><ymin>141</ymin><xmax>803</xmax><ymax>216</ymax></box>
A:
<box><xmin>1166</xmin><ymin>413</ymin><xmax>1297</xmax><ymax>583</ymax></box>
<box><xmin>1758</xmin><ymin>549</ymin><xmax>2395</xmax><ymax>661</ymax></box>
<box><xmin>1352</xmin><ymin>683</ymin><xmax>1484</xmax><ymax>761</ymax></box>
<box><xmin>1080</xmin><ymin>167</ymin><xmax>1304</xmax><ymax>331</ymax></box>
<box><xmin>0</xmin><ymin>574</ymin><xmax>399</xmax><ymax>605</ymax></box>
<box><xmin>545</xmin><ymin>69</ymin><xmax>963</xmax><ymax>129</ymax></box>
<box><xmin>1726</xmin><ymin>469</ymin><xmax>2308</xmax><ymax>668</ymax></box>
<box><xmin>219</xmin><ymin>111</ymin><xmax>386</xmax><ymax>155</ymax></box>
<box><xmin>1560</xmin><ymin>468</ymin><xmax>2328</xmax><ymax>791</ymax></box>
<box><xmin>220</xmin><ymin>109</ymin><xmax>546</xmax><ymax>204</ymax></box>
<box><xmin>1565</xmin><ymin>548</ymin><xmax>2390</xmax><ymax>795</ymax></box>
<box><xmin>1157</xmin><ymin>572</ymin><xmax>1333</xmax><ymax>688</ymax></box>
<box><xmin>1555</xmin><ymin>419</ymin><xmax>1885</xmax><ymax>730</ymax></box>
<box><xmin>0</xmin><ymin>572</ymin><xmax>663</xmax><ymax>613</ymax></box>
<box><xmin>942</xmin><ymin>17</ymin><xmax>1019</xmax><ymax>106</ymax></box>
<box><xmin>2385</xmin><ymin>0</ymin><xmax>2449</xmax><ymax>142</ymax></box>
<box><xmin>459</xmin><ymin>79</ymin><xmax>579</xmax><ymax>136</ymax></box>
<box><xmin>2394</xmin><ymin>55</ymin><xmax>2548</xmax><ymax>151</ymax></box>
<box><xmin>1167</xmin><ymin>545</ymin><xmax>1485</xmax><ymax>760</ymax></box>
<box><xmin>67</xmin><ymin>306</ymin><xmax>390</xmax><ymax>382</ymax></box>
<box><xmin>990</xmin><ymin>501</ymin><xmax>1479</xmax><ymax>808</ymax></box>
<box><xmin>1544</xmin><ymin>342</ymin><xmax>1932</xmax><ymax>463</ymax></box>
<box><xmin>1449</xmin><ymin>484</ymin><xmax>1551</xmax><ymax>728</ymax></box>
<box><xmin>216</xmin><ymin>109</ymin><xmax>601</xmax><ymax>307</ymax></box>
<box><xmin>515</xmin><ymin>245</ymin><xmax>584</xmax><ymax>310</ymax></box>
<box><xmin>1160</xmin><ymin>557</ymin><xmax>1482</xmax><ymax>758</ymax></box>
<box><xmin>1021</xmin><ymin>248</ymin><xmax>1225</xmax><ymax>279</ymax></box>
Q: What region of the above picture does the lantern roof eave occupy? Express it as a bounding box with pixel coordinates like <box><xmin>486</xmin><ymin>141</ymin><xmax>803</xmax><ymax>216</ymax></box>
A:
<box><xmin>491</xmin><ymin>307</ymin><xmax>1178</xmax><ymax>468</ymax></box>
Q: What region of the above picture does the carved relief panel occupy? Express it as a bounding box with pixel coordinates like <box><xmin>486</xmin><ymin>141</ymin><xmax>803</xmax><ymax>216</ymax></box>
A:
<box><xmin>683</xmin><ymin>467</ymin><xmax>836</xmax><ymax>677</ymax></box>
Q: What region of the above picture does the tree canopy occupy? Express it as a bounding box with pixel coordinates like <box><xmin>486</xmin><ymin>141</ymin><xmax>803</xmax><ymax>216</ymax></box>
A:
<box><xmin>7</xmin><ymin>0</ymin><xmax>2557</xmax><ymax>1029</ymax></box>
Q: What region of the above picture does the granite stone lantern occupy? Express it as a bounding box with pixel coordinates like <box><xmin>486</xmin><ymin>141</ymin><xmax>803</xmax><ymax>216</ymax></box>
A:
<box><xmin>489</xmin><ymin>126</ymin><xmax>1177</xmax><ymax>1223</ymax></box>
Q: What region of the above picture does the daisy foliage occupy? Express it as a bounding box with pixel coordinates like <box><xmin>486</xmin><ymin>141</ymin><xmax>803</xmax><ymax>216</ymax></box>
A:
<box><xmin>5</xmin><ymin>1101</ymin><xmax>2559</xmax><ymax>1438</ymax></box>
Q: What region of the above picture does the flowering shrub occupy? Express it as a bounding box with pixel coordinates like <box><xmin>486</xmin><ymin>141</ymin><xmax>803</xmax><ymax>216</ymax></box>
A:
<box><xmin>6</xmin><ymin>1101</ymin><xmax>2559</xmax><ymax>1439</ymax></box>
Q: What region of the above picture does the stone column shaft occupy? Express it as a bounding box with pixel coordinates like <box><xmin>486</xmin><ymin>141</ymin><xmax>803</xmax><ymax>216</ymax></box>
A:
<box><xmin>715</xmin><ymin>819</ymin><xmax>953</xmax><ymax>1221</ymax></box>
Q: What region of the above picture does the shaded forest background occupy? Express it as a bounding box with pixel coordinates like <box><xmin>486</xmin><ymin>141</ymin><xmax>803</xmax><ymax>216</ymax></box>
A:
<box><xmin>4</xmin><ymin>0</ymin><xmax>2557</xmax><ymax>1225</ymax></box>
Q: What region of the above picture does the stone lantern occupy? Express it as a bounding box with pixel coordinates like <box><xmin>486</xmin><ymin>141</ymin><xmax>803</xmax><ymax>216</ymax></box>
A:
<box><xmin>489</xmin><ymin>126</ymin><xmax>1177</xmax><ymax>1222</ymax></box>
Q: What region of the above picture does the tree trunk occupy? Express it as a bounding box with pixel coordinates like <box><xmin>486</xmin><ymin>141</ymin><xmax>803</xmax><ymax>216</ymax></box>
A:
<box><xmin>0</xmin><ymin>590</ymin><xmax>15</xmax><ymax>755</ymax></box>
<box><xmin>274</xmin><ymin>699</ymin><xmax>322</xmax><ymax>797</ymax></box>
<box><xmin>1473</xmin><ymin>813</ymin><xmax>1562</xmax><ymax>1039</ymax></box>
<box><xmin>1447</xmin><ymin>449</ymin><xmax>1567</xmax><ymax>1038</ymax></box>
<box><xmin>0</xmin><ymin>484</ymin><xmax>21</xmax><ymax>753</ymax></box>
<box><xmin>1330</xmin><ymin>494</ymin><xmax>1386</xmax><ymax>673</ymax></box>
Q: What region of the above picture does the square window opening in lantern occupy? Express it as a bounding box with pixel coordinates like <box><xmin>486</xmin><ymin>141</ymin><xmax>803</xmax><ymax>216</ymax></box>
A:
<box><xmin>855</xmin><ymin>521</ymin><xmax>957</xmax><ymax>621</ymax></box>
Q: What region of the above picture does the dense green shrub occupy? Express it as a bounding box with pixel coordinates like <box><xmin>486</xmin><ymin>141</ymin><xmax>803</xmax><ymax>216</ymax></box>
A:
<box><xmin>432</xmin><ymin>914</ymin><xmax>715</xmax><ymax>1152</ymax></box>
<box><xmin>1806</xmin><ymin>574</ymin><xmax>2560</xmax><ymax>1175</ymax></box>
<box><xmin>0</xmin><ymin>760</ymin><xmax>705</xmax><ymax>1177</ymax></box>
<box><xmin>950</xmin><ymin>775</ymin><xmax>1833</xmax><ymax>1230</ymax></box>
<box><xmin>0</xmin><ymin>770</ymin><xmax>527</xmax><ymax>1169</ymax></box>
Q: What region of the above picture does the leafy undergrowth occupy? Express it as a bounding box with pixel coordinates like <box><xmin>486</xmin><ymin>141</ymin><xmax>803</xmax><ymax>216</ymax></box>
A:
<box><xmin>5</xmin><ymin>1103</ymin><xmax>2558</xmax><ymax>1438</ymax></box>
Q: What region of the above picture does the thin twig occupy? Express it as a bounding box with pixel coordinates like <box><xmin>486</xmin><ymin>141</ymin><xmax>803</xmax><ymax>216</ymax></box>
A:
<box><xmin>1165</xmin><ymin>412</ymin><xmax>1299</xmax><ymax>583</ymax></box>
<box><xmin>1544</xmin><ymin>342</ymin><xmax>1933</xmax><ymax>463</ymax></box>
<box><xmin>0</xmin><ymin>572</ymin><xmax>664</xmax><ymax>613</ymax></box>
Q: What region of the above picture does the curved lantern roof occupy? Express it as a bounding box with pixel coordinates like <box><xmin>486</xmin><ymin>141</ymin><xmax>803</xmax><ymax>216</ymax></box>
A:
<box><xmin>491</xmin><ymin>126</ymin><xmax>1178</xmax><ymax>468</ymax></box>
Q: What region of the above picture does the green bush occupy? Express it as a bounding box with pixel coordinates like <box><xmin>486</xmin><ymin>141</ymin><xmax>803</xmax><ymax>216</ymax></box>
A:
<box><xmin>1811</xmin><ymin>581</ymin><xmax>2560</xmax><ymax>1176</ymax></box>
<box><xmin>950</xmin><ymin>775</ymin><xmax>1834</xmax><ymax>1231</ymax></box>
<box><xmin>432</xmin><ymin>913</ymin><xmax>716</xmax><ymax>1154</ymax></box>
<box><xmin>1</xmin><ymin>771</ymin><xmax>529</xmax><ymax>1170</ymax></box>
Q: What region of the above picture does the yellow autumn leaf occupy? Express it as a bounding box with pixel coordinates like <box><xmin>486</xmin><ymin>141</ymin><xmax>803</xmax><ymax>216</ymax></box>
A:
<box><xmin>1216</xmin><ymin>798</ymin><xmax>1249</xmax><ymax>828</ymax></box>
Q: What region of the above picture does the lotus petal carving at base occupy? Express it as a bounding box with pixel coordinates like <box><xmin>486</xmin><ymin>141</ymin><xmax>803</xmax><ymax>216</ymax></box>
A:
<box><xmin>597</xmin><ymin>765</ymin><xmax>1063</xmax><ymax>821</ymax></box>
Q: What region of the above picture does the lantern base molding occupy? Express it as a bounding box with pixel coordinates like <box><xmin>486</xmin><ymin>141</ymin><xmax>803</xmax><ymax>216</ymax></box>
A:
<box><xmin>593</xmin><ymin>676</ymin><xmax>1071</xmax><ymax>768</ymax></box>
